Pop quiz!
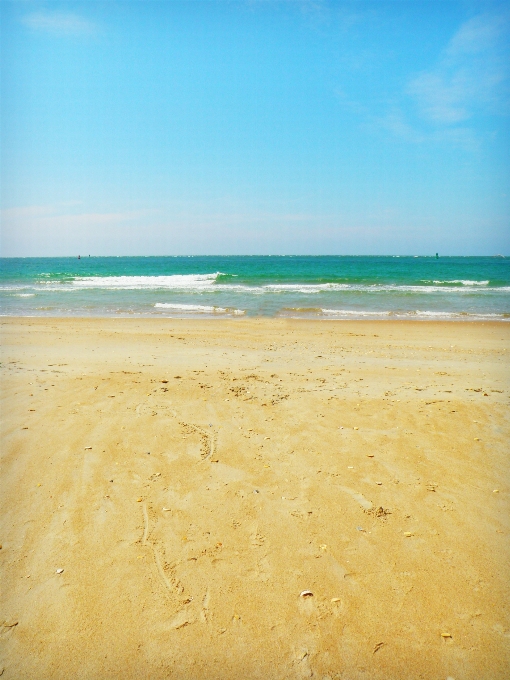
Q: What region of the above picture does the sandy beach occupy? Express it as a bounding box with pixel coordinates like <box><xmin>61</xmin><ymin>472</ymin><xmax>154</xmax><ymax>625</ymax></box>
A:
<box><xmin>1</xmin><ymin>317</ymin><xmax>509</xmax><ymax>679</ymax></box>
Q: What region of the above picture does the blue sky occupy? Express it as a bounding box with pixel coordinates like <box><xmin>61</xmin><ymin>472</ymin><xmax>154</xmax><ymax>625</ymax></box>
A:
<box><xmin>1</xmin><ymin>0</ymin><xmax>509</xmax><ymax>256</ymax></box>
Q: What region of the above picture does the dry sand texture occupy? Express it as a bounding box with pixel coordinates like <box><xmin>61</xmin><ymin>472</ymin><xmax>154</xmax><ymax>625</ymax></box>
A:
<box><xmin>1</xmin><ymin>318</ymin><xmax>509</xmax><ymax>679</ymax></box>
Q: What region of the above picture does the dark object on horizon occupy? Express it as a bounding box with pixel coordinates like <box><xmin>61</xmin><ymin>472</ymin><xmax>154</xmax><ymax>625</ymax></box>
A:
<box><xmin>436</xmin><ymin>253</ymin><xmax>439</xmax><ymax>259</ymax></box>
<box><xmin>78</xmin><ymin>255</ymin><xmax>81</xmax><ymax>259</ymax></box>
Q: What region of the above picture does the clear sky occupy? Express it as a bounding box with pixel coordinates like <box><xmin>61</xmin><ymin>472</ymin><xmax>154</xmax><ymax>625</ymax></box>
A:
<box><xmin>1</xmin><ymin>0</ymin><xmax>509</xmax><ymax>256</ymax></box>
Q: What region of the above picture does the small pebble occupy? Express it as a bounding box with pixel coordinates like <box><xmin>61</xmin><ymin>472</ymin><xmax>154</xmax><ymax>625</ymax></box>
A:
<box><xmin>404</xmin><ymin>532</ymin><xmax>413</xmax><ymax>537</ymax></box>
<box><xmin>300</xmin><ymin>590</ymin><xmax>313</xmax><ymax>597</ymax></box>
<box><xmin>56</xmin><ymin>568</ymin><xmax>64</xmax><ymax>574</ymax></box>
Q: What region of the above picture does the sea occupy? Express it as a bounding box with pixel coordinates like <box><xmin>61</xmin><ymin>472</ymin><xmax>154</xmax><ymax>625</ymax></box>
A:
<box><xmin>1</xmin><ymin>256</ymin><xmax>509</xmax><ymax>321</ymax></box>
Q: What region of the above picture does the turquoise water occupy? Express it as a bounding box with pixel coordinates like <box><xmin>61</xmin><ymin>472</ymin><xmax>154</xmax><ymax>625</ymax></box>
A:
<box><xmin>1</xmin><ymin>256</ymin><xmax>509</xmax><ymax>320</ymax></box>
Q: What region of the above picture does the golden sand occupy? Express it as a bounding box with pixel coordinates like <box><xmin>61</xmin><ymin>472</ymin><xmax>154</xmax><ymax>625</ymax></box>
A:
<box><xmin>1</xmin><ymin>318</ymin><xmax>509</xmax><ymax>679</ymax></box>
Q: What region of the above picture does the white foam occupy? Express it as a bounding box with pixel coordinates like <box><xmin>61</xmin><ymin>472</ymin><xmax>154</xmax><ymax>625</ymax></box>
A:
<box><xmin>71</xmin><ymin>273</ymin><xmax>223</xmax><ymax>290</ymax></box>
<box><xmin>154</xmin><ymin>303</ymin><xmax>245</xmax><ymax>315</ymax></box>
<box><xmin>320</xmin><ymin>309</ymin><xmax>508</xmax><ymax>320</ymax></box>
<box><xmin>322</xmin><ymin>309</ymin><xmax>390</xmax><ymax>317</ymax></box>
<box><xmin>30</xmin><ymin>275</ymin><xmax>506</xmax><ymax>295</ymax></box>
<box><xmin>431</xmin><ymin>279</ymin><xmax>490</xmax><ymax>285</ymax></box>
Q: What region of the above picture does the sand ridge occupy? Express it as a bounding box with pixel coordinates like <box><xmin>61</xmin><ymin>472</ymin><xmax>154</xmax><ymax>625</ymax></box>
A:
<box><xmin>1</xmin><ymin>318</ymin><xmax>509</xmax><ymax>679</ymax></box>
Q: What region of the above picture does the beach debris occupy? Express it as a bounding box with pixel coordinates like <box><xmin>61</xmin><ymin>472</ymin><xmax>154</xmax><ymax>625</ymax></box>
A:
<box><xmin>162</xmin><ymin>507</ymin><xmax>171</xmax><ymax>512</ymax></box>
<box><xmin>174</xmin><ymin>376</ymin><xmax>182</xmax><ymax>379</ymax></box>
<box><xmin>161</xmin><ymin>380</ymin><xmax>168</xmax><ymax>383</ymax></box>
<box><xmin>300</xmin><ymin>590</ymin><xmax>313</xmax><ymax>598</ymax></box>
<box><xmin>2</xmin><ymin>621</ymin><xmax>18</xmax><ymax>628</ymax></box>
<box><xmin>367</xmin><ymin>454</ymin><xmax>374</xmax><ymax>457</ymax></box>
<box><xmin>356</xmin><ymin>526</ymin><xmax>364</xmax><ymax>532</ymax></box>
<box><xmin>264</xmin><ymin>436</ymin><xmax>270</xmax><ymax>440</ymax></box>
<box><xmin>376</xmin><ymin>482</ymin><xmax>382</xmax><ymax>485</ymax></box>
<box><xmin>320</xmin><ymin>544</ymin><xmax>327</xmax><ymax>551</ymax></box>
<box><xmin>56</xmin><ymin>568</ymin><xmax>64</xmax><ymax>574</ymax></box>
<box><xmin>354</xmin><ymin>427</ymin><xmax>359</xmax><ymax>430</ymax></box>
<box><xmin>84</xmin><ymin>446</ymin><xmax>92</xmax><ymax>450</ymax></box>
<box><xmin>331</xmin><ymin>597</ymin><xmax>341</xmax><ymax>603</ymax></box>
<box><xmin>441</xmin><ymin>632</ymin><xmax>452</xmax><ymax>638</ymax></box>
<box><xmin>474</xmin><ymin>438</ymin><xmax>480</xmax><ymax>441</ymax></box>
<box><xmin>493</xmin><ymin>490</ymin><xmax>499</xmax><ymax>494</ymax></box>
<box><xmin>426</xmin><ymin>484</ymin><xmax>437</xmax><ymax>492</ymax></box>
<box><xmin>137</xmin><ymin>497</ymin><xmax>143</xmax><ymax>502</ymax></box>
<box><xmin>254</xmin><ymin>489</ymin><xmax>259</xmax><ymax>493</ymax></box>
<box><xmin>366</xmin><ymin>506</ymin><xmax>391</xmax><ymax>518</ymax></box>
<box><xmin>404</xmin><ymin>532</ymin><xmax>413</xmax><ymax>537</ymax></box>
<box><xmin>373</xmin><ymin>642</ymin><xmax>385</xmax><ymax>654</ymax></box>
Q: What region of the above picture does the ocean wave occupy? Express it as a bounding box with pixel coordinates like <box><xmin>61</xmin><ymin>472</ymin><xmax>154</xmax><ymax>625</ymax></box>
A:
<box><xmin>260</xmin><ymin>283</ymin><xmax>508</xmax><ymax>294</ymax></box>
<box><xmin>319</xmin><ymin>309</ymin><xmax>508</xmax><ymax>320</ymax></box>
<box><xmin>154</xmin><ymin>303</ymin><xmax>245</xmax><ymax>315</ymax></box>
<box><xmin>322</xmin><ymin>309</ymin><xmax>391</xmax><ymax>317</ymax></box>
<box><xmin>3</xmin><ymin>275</ymin><xmax>508</xmax><ymax>296</ymax></box>
<box><xmin>428</xmin><ymin>279</ymin><xmax>490</xmax><ymax>285</ymax></box>
<box><xmin>70</xmin><ymin>273</ymin><xmax>225</xmax><ymax>289</ymax></box>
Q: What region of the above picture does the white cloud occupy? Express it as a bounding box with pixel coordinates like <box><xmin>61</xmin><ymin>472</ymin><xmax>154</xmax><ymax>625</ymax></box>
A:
<box><xmin>22</xmin><ymin>11</ymin><xmax>96</xmax><ymax>36</ymax></box>
<box><xmin>408</xmin><ymin>12</ymin><xmax>509</xmax><ymax>125</ymax></box>
<box><xmin>447</xmin><ymin>13</ymin><xmax>507</xmax><ymax>56</ymax></box>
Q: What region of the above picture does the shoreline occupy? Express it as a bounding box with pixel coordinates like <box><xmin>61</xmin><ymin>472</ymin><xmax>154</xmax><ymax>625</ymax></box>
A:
<box><xmin>1</xmin><ymin>314</ymin><xmax>509</xmax><ymax>323</ymax></box>
<box><xmin>1</xmin><ymin>317</ymin><xmax>509</xmax><ymax>679</ymax></box>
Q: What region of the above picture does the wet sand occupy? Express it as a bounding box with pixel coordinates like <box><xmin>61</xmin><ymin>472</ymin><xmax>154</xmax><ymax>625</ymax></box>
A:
<box><xmin>1</xmin><ymin>317</ymin><xmax>509</xmax><ymax>679</ymax></box>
